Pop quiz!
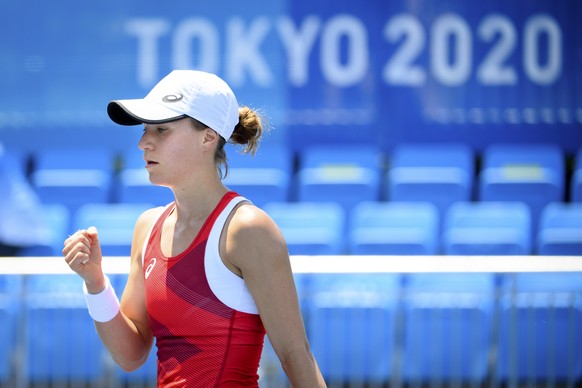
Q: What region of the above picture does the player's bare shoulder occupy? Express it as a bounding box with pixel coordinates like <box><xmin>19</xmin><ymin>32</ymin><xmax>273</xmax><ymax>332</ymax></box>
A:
<box><xmin>226</xmin><ymin>201</ymin><xmax>286</xmax><ymax>254</ymax></box>
<box><xmin>140</xmin><ymin>206</ymin><xmax>166</xmax><ymax>223</ymax></box>
<box><xmin>230</xmin><ymin>202</ymin><xmax>279</xmax><ymax>234</ymax></box>
<box><xmin>135</xmin><ymin>206</ymin><xmax>166</xmax><ymax>233</ymax></box>
<box><xmin>223</xmin><ymin>201</ymin><xmax>290</xmax><ymax>278</ymax></box>
<box><xmin>130</xmin><ymin>205</ymin><xmax>168</xmax><ymax>261</ymax></box>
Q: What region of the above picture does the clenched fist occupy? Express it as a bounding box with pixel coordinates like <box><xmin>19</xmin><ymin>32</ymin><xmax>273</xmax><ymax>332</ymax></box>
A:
<box><xmin>63</xmin><ymin>226</ymin><xmax>105</xmax><ymax>293</ymax></box>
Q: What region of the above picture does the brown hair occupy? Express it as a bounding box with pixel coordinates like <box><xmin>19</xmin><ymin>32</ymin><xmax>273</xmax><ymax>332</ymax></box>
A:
<box><xmin>190</xmin><ymin>106</ymin><xmax>265</xmax><ymax>179</ymax></box>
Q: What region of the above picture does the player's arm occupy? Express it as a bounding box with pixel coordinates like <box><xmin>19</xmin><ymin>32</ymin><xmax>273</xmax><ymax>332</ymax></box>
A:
<box><xmin>223</xmin><ymin>204</ymin><xmax>327</xmax><ymax>387</ymax></box>
<box><xmin>96</xmin><ymin>207</ymin><xmax>159</xmax><ymax>371</ymax></box>
<box><xmin>63</xmin><ymin>207</ymin><xmax>160</xmax><ymax>371</ymax></box>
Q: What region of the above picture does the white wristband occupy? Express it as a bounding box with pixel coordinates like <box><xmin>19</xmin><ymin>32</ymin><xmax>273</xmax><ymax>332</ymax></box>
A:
<box><xmin>83</xmin><ymin>275</ymin><xmax>120</xmax><ymax>323</ymax></box>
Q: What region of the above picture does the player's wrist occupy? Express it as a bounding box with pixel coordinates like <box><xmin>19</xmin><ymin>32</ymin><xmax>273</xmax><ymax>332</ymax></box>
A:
<box><xmin>83</xmin><ymin>274</ymin><xmax>120</xmax><ymax>323</ymax></box>
<box><xmin>84</xmin><ymin>274</ymin><xmax>106</xmax><ymax>294</ymax></box>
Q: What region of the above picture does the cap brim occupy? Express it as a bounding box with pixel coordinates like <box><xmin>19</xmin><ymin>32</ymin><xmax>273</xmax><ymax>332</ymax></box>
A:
<box><xmin>107</xmin><ymin>99</ymin><xmax>187</xmax><ymax>126</ymax></box>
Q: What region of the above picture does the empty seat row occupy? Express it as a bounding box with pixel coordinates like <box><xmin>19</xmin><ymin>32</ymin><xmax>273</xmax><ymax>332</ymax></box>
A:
<box><xmin>231</xmin><ymin>143</ymin><xmax>579</xmax><ymax>214</ymax></box>
<box><xmin>28</xmin><ymin>147</ymin><xmax>173</xmax><ymax>213</ymax></box>
<box><xmin>20</xmin><ymin>143</ymin><xmax>581</xmax><ymax>236</ymax></box>
<box><xmin>1</xmin><ymin>272</ymin><xmax>580</xmax><ymax>385</ymax></box>
<box><xmin>20</xmin><ymin>202</ymin><xmax>153</xmax><ymax>257</ymax></box>
<box><xmin>266</xmin><ymin>201</ymin><xmax>582</xmax><ymax>256</ymax></box>
<box><xmin>0</xmin><ymin>274</ymin><xmax>156</xmax><ymax>385</ymax></box>
<box><xmin>19</xmin><ymin>200</ymin><xmax>582</xmax><ymax>257</ymax></box>
<box><xmin>305</xmin><ymin>272</ymin><xmax>582</xmax><ymax>385</ymax></box>
<box><xmin>7</xmin><ymin>143</ymin><xmax>582</xmax><ymax>256</ymax></box>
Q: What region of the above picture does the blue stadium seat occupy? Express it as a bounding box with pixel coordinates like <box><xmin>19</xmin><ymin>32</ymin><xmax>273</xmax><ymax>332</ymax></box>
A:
<box><xmin>25</xmin><ymin>274</ymin><xmax>106</xmax><ymax>384</ymax></box>
<box><xmin>0</xmin><ymin>148</ymin><xmax>53</xmax><ymax>255</ymax></box>
<box><xmin>306</xmin><ymin>273</ymin><xmax>401</xmax><ymax>385</ymax></box>
<box><xmin>537</xmin><ymin>202</ymin><xmax>582</xmax><ymax>255</ymax></box>
<box><xmin>31</xmin><ymin>148</ymin><xmax>114</xmax><ymax>217</ymax></box>
<box><xmin>386</xmin><ymin>143</ymin><xmax>474</xmax><ymax>217</ymax></box>
<box><xmin>0</xmin><ymin>275</ymin><xmax>23</xmax><ymax>384</ymax></box>
<box><xmin>496</xmin><ymin>273</ymin><xmax>582</xmax><ymax>384</ymax></box>
<box><xmin>571</xmin><ymin>147</ymin><xmax>582</xmax><ymax>202</ymax></box>
<box><xmin>348</xmin><ymin>201</ymin><xmax>439</xmax><ymax>255</ymax></box>
<box><xmin>401</xmin><ymin>273</ymin><xmax>495</xmax><ymax>384</ymax></box>
<box><xmin>73</xmin><ymin>203</ymin><xmax>153</xmax><ymax>256</ymax></box>
<box><xmin>19</xmin><ymin>204</ymin><xmax>71</xmax><ymax>256</ymax></box>
<box><xmin>296</xmin><ymin>146</ymin><xmax>382</xmax><ymax>214</ymax></box>
<box><xmin>1</xmin><ymin>147</ymin><xmax>29</xmax><ymax>176</ymax></box>
<box><xmin>263</xmin><ymin>202</ymin><xmax>346</xmax><ymax>255</ymax></box>
<box><xmin>478</xmin><ymin>144</ymin><xmax>564</xmax><ymax>236</ymax></box>
<box><xmin>116</xmin><ymin>148</ymin><xmax>174</xmax><ymax>206</ymax></box>
<box><xmin>443</xmin><ymin>202</ymin><xmax>531</xmax><ymax>255</ymax></box>
<box><xmin>222</xmin><ymin>144</ymin><xmax>293</xmax><ymax>208</ymax></box>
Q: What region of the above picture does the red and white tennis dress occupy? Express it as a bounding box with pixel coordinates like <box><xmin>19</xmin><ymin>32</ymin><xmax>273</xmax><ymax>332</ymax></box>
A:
<box><xmin>142</xmin><ymin>191</ymin><xmax>266</xmax><ymax>387</ymax></box>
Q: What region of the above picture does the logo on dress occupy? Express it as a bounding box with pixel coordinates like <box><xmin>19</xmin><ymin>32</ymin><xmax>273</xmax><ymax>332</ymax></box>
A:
<box><xmin>145</xmin><ymin>257</ymin><xmax>157</xmax><ymax>279</ymax></box>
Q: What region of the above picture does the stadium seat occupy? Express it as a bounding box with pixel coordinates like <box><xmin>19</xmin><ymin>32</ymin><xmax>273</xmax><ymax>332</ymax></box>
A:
<box><xmin>536</xmin><ymin>202</ymin><xmax>582</xmax><ymax>255</ymax></box>
<box><xmin>19</xmin><ymin>204</ymin><xmax>71</xmax><ymax>256</ymax></box>
<box><xmin>73</xmin><ymin>203</ymin><xmax>153</xmax><ymax>256</ymax></box>
<box><xmin>222</xmin><ymin>144</ymin><xmax>293</xmax><ymax>208</ymax></box>
<box><xmin>401</xmin><ymin>273</ymin><xmax>495</xmax><ymax>384</ymax></box>
<box><xmin>0</xmin><ymin>148</ymin><xmax>54</xmax><ymax>255</ymax></box>
<box><xmin>296</xmin><ymin>146</ymin><xmax>382</xmax><ymax>214</ymax></box>
<box><xmin>306</xmin><ymin>273</ymin><xmax>401</xmax><ymax>385</ymax></box>
<box><xmin>386</xmin><ymin>143</ymin><xmax>474</xmax><ymax>217</ymax></box>
<box><xmin>0</xmin><ymin>275</ymin><xmax>23</xmax><ymax>384</ymax></box>
<box><xmin>1</xmin><ymin>147</ymin><xmax>29</xmax><ymax>176</ymax></box>
<box><xmin>25</xmin><ymin>274</ymin><xmax>106</xmax><ymax>384</ymax></box>
<box><xmin>30</xmin><ymin>148</ymin><xmax>114</xmax><ymax>217</ymax></box>
<box><xmin>348</xmin><ymin>201</ymin><xmax>439</xmax><ymax>255</ymax></box>
<box><xmin>443</xmin><ymin>202</ymin><xmax>531</xmax><ymax>255</ymax></box>
<box><xmin>478</xmin><ymin>144</ymin><xmax>564</xmax><ymax>236</ymax></box>
<box><xmin>116</xmin><ymin>148</ymin><xmax>174</xmax><ymax>207</ymax></box>
<box><xmin>263</xmin><ymin>202</ymin><xmax>346</xmax><ymax>255</ymax></box>
<box><xmin>571</xmin><ymin>147</ymin><xmax>582</xmax><ymax>202</ymax></box>
<box><xmin>496</xmin><ymin>273</ymin><xmax>582</xmax><ymax>384</ymax></box>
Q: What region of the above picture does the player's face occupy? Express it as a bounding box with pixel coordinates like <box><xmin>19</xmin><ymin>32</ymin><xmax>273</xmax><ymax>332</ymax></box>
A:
<box><xmin>138</xmin><ymin>118</ymin><xmax>208</xmax><ymax>187</ymax></box>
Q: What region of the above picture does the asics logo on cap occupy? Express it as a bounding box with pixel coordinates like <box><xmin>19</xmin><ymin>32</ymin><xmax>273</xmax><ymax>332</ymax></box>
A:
<box><xmin>162</xmin><ymin>93</ymin><xmax>183</xmax><ymax>103</ymax></box>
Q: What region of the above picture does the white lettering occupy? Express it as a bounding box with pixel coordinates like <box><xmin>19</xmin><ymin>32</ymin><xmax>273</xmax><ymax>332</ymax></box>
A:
<box><xmin>524</xmin><ymin>14</ymin><xmax>562</xmax><ymax>85</ymax></box>
<box><xmin>277</xmin><ymin>16</ymin><xmax>321</xmax><ymax>87</ymax></box>
<box><xmin>477</xmin><ymin>14</ymin><xmax>517</xmax><ymax>85</ymax></box>
<box><xmin>172</xmin><ymin>18</ymin><xmax>219</xmax><ymax>73</ymax></box>
<box><xmin>226</xmin><ymin>17</ymin><xmax>273</xmax><ymax>87</ymax></box>
<box><xmin>383</xmin><ymin>14</ymin><xmax>426</xmax><ymax>86</ymax></box>
<box><xmin>125</xmin><ymin>19</ymin><xmax>170</xmax><ymax>87</ymax></box>
<box><xmin>123</xmin><ymin>13</ymin><xmax>563</xmax><ymax>89</ymax></box>
<box><xmin>431</xmin><ymin>13</ymin><xmax>472</xmax><ymax>86</ymax></box>
<box><xmin>321</xmin><ymin>15</ymin><xmax>368</xmax><ymax>87</ymax></box>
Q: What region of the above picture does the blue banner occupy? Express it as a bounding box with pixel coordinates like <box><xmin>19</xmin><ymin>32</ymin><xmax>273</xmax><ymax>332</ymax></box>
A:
<box><xmin>0</xmin><ymin>0</ymin><xmax>580</xmax><ymax>153</ymax></box>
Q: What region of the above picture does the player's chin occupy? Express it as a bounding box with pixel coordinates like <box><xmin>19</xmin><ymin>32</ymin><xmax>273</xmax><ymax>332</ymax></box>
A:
<box><xmin>149</xmin><ymin>178</ymin><xmax>172</xmax><ymax>191</ymax></box>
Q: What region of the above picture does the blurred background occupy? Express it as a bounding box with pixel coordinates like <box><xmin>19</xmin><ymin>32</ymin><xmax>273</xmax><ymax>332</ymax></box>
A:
<box><xmin>0</xmin><ymin>0</ymin><xmax>581</xmax><ymax>386</ymax></box>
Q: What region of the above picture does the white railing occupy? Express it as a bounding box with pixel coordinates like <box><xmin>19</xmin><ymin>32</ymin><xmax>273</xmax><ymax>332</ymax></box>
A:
<box><xmin>0</xmin><ymin>255</ymin><xmax>581</xmax><ymax>388</ymax></box>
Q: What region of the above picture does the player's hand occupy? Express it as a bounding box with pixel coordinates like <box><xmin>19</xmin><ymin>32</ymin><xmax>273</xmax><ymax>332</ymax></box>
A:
<box><xmin>63</xmin><ymin>226</ymin><xmax>105</xmax><ymax>291</ymax></box>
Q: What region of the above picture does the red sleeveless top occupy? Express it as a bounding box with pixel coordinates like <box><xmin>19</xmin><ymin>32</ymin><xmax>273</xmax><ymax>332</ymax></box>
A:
<box><xmin>143</xmin><ymin>192</ymin><xmax>266</xmax><ymax>387</ymax></box>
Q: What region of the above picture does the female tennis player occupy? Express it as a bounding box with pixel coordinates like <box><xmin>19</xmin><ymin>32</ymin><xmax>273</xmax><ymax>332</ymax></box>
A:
<box><xmin>63</xmin><ymin>70</ymin><xmax>326</xmax><ymax>386</ymax></box>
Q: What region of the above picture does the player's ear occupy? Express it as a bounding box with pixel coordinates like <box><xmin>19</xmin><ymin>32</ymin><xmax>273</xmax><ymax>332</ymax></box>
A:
<box><xmin>202</xmin><ymin>128</ymin><xmax>219</xmax><ymax>146</ymax></box>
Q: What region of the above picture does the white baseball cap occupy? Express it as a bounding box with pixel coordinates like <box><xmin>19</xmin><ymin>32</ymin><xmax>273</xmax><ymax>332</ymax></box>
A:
<box><xmin>107</xmin><ymin>70</ymin><xmax>239</xmax><ymax>140</ymax></box>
